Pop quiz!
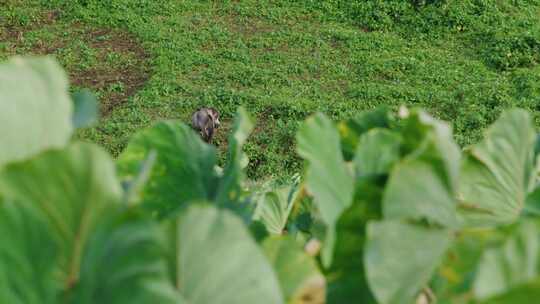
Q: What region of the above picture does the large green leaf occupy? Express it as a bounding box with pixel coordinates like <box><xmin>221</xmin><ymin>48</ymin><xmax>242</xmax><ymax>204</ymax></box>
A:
<box><xmin>215</xmin><ymin>107</ymin><xmax>254</xmax><ymax>207</ymax></box>
<box><xmin>525</xmin><ymin>184</ymin><xmax>540</xmax><ymax>216</ymax></box>
<box><xmin>326</xmin><ymin>199</ymin><xmax>377</xmax><ymax>304</ymax></box>
<box><xmin>431</xmin><ymin>228</ymin><xmax>505</xmax><ymax>303</ymax></box>
<box><xmin>0</xmin><ymin>143</ymin><xmax>182</xmax><ymax>303</ymax></box>
<box><xmin>253</xmin><ymin>181</ymin><xmax>302</xmax><ymax>235</ymax></box>
<box><xmin>338</xmin><ymin>107</ymin><xmax>393</xmax><ymax>161</ymax></box>
<box><xmin>71</xmin><ymin>211</ymin><xmax>181</xmax><ymax>304</ymax></box>
<box><xmin>383</xmin><ymin>110</ymin><xmax>461</xmax><ymax>228</ymax></box>
<box><xmin>473</xmin><ymin>220</ymin><xmax>540</xmax><ymax>302</ymax></box>
<box><xmin>297</xmin><ymin>113</ymin><xmax>354</xmax><ymax>267</ymax></box>
<box><xmin>0</xmin><ymin>200</ymin><xmax>59</xmax><ymax>304</ymax></box>
<box><xmin>400</xmin><ymin>110</ymin><xmax>461</xmax><ymax>188</ymax></box>
<box><xmin>365</xmin><ymin>220</ymin><xmax>452</xmax><ymax>304</ymax></box>
<box><xmin>176</xmin><ymin>205</ymin><xmax>284</xmax><ymax>304</ymax></box>
<box><xmin>459</xmin><ymin>109</ymin><xmax>537</xmax><ymax>226</ymax></box>
<box><xmin>0</xmin><ymin>56</ymin><xmax>73</xmax><ymax>167</ymax></box>
<box><xmin>263</xmin><ymin>236</ymin><xmax>325</xmax><ymax>303</ymax></box>
<box><xmin>354</xmin><ymin>129</ymin><xmax>402</xmax><ymax>177</ymax></box>
<box><xmin>383</xmin><ymin>159</ymin><xmax>460</xmax><ymax>227</ymax></box>
<box><xmin>117</xmin><ymin>121</ymin><xmax>218</xmax><ymax>215</ymax></box>
<box><xmin>0</xmin><ymin>142</ymin><xmax>122</xmax><ymax>286</ymax></box>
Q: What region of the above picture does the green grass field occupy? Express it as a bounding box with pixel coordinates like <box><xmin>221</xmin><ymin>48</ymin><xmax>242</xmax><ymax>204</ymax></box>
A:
<box><xmin>2</xmin><ymin>0</ymin><xmax>540</xmax><ymax>179</ymax></box>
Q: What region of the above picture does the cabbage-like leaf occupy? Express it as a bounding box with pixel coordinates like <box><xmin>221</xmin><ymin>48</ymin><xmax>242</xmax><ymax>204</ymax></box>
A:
<box><xmin>263</xmin><ymin>236</ymin><xmax>325</xmax><ymax>303</ymax></box>
<box><xmin>326</xmin><ymin>199</ymin><xmax>377</xmax><ymax>304</ymax></box>
<box><xmin>215</xmin><ymin>107</ymin><xmax>254</xmax><ymax>206</ymax></box>
<box><xmin>473</xmin><ymin>220</ymin><xmax>540</xmax><ymax>302</ymax></box>
<box><xmin>0</xmin><ymin>142</ymin><xmax>122</xmax><ymax>285</ymax></box>
<box><xmin>297</xmin><ymin>113</ymin><xmax>354</xmax><ymax>267</ymax></box>
<box><xmin>338</xmin><ymin>107</ymin><xmax>392</xmax><ymax>161</ymax></box>
<box><xmin>0</xmin><ymin>56</ymin><xmax>73</xmax><ymax>167</ymax></box>
<box><xmin>71</xmin><ymin>211</ymin><xmax>181</xmax><ymax>304</ymax></box>
<box><xmin>0</xmin><ymin>200</ymin><xmax>59</xmax><ymax>304</ymax></box>
<box><xmin>117</xmin><ymin>121</ymin><xmax>218</xmax><ymax>215</ymax></box>
<box><xmin>176</xmin><ymin>205</ymin><xmax>284</xmax><ymax>304</ymax></box>
<box><xmin>354</xmin><ymin>129</ymin><xmax>402</xmax><ymax>177</ymax></box>
<box><xmin>525</xmin><ymin>185</ymin><xmax>540</xmax><ymax>216</ymax></box>
<box><xmin>365</xmin><ymin>220</ymin><xmax>452</xmax><ymax>304</ymax></box>
<box><xmin>459</xmin><ymin>109</ymin><xmax>537</xmax><ymax>226</ymax></box>
<box><xmin>253</xmin><ymin>182</ymin><xmax>302</xmax><ymax>234</ymax></box>
<box><xmin>383</xmin><ymin>110</ymin><xmax>461</xmax><ymax>228</ymax></box>
<box><xmin>0</xmin><ymin>143</ymin><xmax>182</xmax><ymax>303</ymax></box>
<box><xmin>432</xmin><ymin>228</ymin><xmax>504</xmax><ymax>302</ymax></box>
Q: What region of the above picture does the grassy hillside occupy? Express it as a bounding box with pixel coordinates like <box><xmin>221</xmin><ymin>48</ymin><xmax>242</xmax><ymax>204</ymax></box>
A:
<box><xmin>2</xmin><ymin>0</ymin><xmax>540</xmax><ymax>179</ymax></box>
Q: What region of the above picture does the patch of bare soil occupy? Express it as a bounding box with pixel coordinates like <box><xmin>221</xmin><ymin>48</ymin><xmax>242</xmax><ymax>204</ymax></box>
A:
<box><xmin>1</xmin><ymin>9</ymin><xmax>151</xmax><ymax>115</ymax></box>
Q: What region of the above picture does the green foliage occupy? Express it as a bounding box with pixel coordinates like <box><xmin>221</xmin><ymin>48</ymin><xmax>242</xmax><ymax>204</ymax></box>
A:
<box><xmin>3</xmin><ymin>56</ymin><xmax>540</xmax><ymax>304</ymax></box>
<box><xmin>214</xmin><ymin>108</ymin><xmax>254</xmax><ymax>207</ymax></box>
<box><xmin>383</xmin><ymin>110</ymin><xmax>461</xmax><ymax>228</ymax></box>
<box><xmin>473</xmin><ymin>220</ymin><xmax>540</xmax><ymax>302</ymax></box>
<box><xmin>0</xmin><ymin>200</ymin><xmax>58</xmax><ymax>304</ymax></box>
<box><xmin>365</xmin><ymin>221</ymin><xmax>452</xmax><ymax>304</ymax></box>
<box><xmin>325</xmin><ymin>199</ymin><xmax>376</xmax><ymax>304</ymax></box>
<box><xmin>353</xmin><ymin>129</ymin><xmax>401</xmax><ymax>177</ymax></box>
<box><xmin>117</xmin><ymin>121</ymin><xmax>219</xmax><ymax>215</ymax></box>
<box><xmin>459</xmin><ymin>109</ymin><xmax>537</xmax><ymax>226</ymax></box>
<box><xmin>175</xmin><ymin>205</ymin><xmax>283</xmax><ymax>304</ymax></box>
<box><xmin>0</xmin><ymin>57</ymin><xmax>73</xmax><ymax>167</ymax></box>
<box><xmin>263</xmin><ymin>236</ymin><xmax>325</xmax><ymax>303</ymax></box>
<box><xmin>116</xmin><ymin>107</ymin><xmax>255</xmax><ymax>217</ymax></box>
<box><xmin>297</xmin><ymin>113</ymin><xmax>354</xmax><ymax>267</ymax></box>
<box><xmin>253</xmin><ymin>179</ymin><xmax>302</xmax><ymax>235</ymax></box>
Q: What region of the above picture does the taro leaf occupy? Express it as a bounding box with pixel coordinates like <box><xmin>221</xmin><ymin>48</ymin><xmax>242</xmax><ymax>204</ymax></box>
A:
<box><xmin>176</xmin><ymin>205</ymin><xmax>284</xmax><ymax>304</ymax></box>
<box><xmin>326</xmin><ymin>199</ymin><xmax>377</xmax><ymax>304</ymax></box>
<box><xmin>338</xmin><ymin>107</ymin><xmax>392</xmax><ymax>161</ymax></box>
<box><xmin>431</xmin><ymin>229</ymin><xmax>504</xmax><ymax>303</ymax></box>
<box><xmin>71</xmin><ymin>89</ymin><xmax>98</xmax><ymax>129</ymax></box>
<box><xmin>253</xmin><ymin>182</ymin><xmax>302</xmax><ymax>235</ymax></box>
<box><xmin>524</xmin><ymin>182</ymin><xmax>540</xmax><ymax>216</ymax></box>
<box><xmin>399</xmin><ymin>110</ymin><xmax>460</xmax><ymax>188</ymax></box>
<box><xmin>459</xmin><ymin>109</ymin><xmax>537</xmax><ymax>226</ymax></box>
<box><xmin>263</xmin><ymin>236</ymin><xmax>326</xmax><ymax>303</ymax></box>
<box><xmin>473</xmin><ymin>220</ymin><xmax>540</xmax><ymax>302</ymax></box>
<box><xmin>215</xmin><ymin>107</ymin><xmax>254</xmax><ymax>207</ymax></box>
<box><xmin>0</xmin><ymin>200</ymin><xmax>59</xmax><ymax>304</ymax></box>
<box><xmin>297</xmin><ymin>113</ymin><xmax>354</xmax><ymax>267</ymax></box>
<box><xmin>383</xmin><ymin>110</ymin><xmax>461</xmax><ymax>228</ymax></box>
<box><xmin>354</xmin><ymin>129</ymin><xmax>402</xmax><ymax>177</ymax></box>
<box><xmin>71</xmin><ymin>210</ymin><xmax>181</xmax><ymax>304</ymax></box>
<box><xmin>117</xmin><ymin>121</ymin><xmax>218</xmax><ymax>216</ymax></box>
<box><xmin>0</xmin><ymin>142</ymin><xmax>122</xmax><ymax>286</ymax></box>
<box><xmin>383</xmin><ymin>160</ymin><xmax>460</xmax><ymax>227</ymax></box>
<box><xmin>0</xmin><ymin>56</ymin><xmax>73</xmax><ymax>168</ymax></box>
<box><xmin>122</xmin><ymin>150</ymin><xmax>157</xmax><ymax>205</ymax></box>
<box><xmin>249</xmin><ymin>219</ymin><xmax>270</xmax><ymax>242</ymax></box>
<box><xmin>365</xmin><ymin>220</ymin><xmax>452</xmax><ymax>304</ymax></box>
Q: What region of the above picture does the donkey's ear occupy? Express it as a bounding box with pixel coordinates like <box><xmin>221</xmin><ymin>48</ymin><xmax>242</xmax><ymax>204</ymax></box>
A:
<box><xmin>209</xmin><ymin>107</ymin><xmax>219</xmax><ymax>117</ymax></box>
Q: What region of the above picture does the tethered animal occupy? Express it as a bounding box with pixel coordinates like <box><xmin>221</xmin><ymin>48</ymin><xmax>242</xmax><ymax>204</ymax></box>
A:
<box><xmin>191</xmin><ymin>107</ymin><xmax>220</xmax><ymax>143</ymax></box>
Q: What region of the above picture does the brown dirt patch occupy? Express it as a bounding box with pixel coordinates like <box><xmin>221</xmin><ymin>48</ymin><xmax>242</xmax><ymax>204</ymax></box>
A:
<box><xmin>73</xmin><ymin>28</ymin><xmax>151</xmax><ymax>115</ymax></box>
<box><xmin>1</xmin><ymin>9</ymin><xmax>151</xmax><ymax>116</ymax></box>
